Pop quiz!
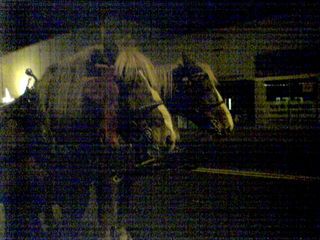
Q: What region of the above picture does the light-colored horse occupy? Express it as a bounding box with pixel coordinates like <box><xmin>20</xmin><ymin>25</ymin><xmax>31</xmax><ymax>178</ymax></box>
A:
<box><xmin>34</xmin><ymin>44</ymin><xmax>176</xmax><ymax>239</ymax></box>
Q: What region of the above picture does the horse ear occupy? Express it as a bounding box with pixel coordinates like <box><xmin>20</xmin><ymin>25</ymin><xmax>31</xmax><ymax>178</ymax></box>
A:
<box><xmin>103</xmin><ymin>40</ymin><xmax>118</xmax><ymax>65</ymax></box>
<box><xmin>181</xmin><ymin>52</ymin><xmax>194</xmax><ymax>66</ymax></box>
<box><xmin>181</xmin><ymin>52</ymin><xmax>188</xmax><ymax>65</ymax></box>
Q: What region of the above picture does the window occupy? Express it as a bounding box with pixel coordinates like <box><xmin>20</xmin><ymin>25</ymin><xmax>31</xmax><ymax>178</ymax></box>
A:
<box><xmin>265</xmin><ymin>79</ymin><xmax>317</xmax><ymax>102</ymax></box>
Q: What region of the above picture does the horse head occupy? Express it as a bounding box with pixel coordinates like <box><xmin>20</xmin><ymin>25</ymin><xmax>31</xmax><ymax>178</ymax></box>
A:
<box><xmin>171</xmin><ymin>54</ymin><xmax>234</xmax><ymax>135</ymax></box>
<box><xmin>114</xmin><ymin>46</ymin><xmax>177</xmax><ymax>159</ymax></box>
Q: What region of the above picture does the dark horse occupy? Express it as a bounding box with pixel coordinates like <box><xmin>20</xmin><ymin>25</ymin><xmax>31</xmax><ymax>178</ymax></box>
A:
<box><xmin>0</xmin><ymin>69</ymin><xmax>49</xmax><ymax>239</ymax></box>
<box><xmin>153</xmin><ymin>54</ymin><xmax>234</xmax><ymax>168</ymax></box>
<box><xmin>156</xmin><ymin>53</ymin><xmax>234</xmax><ymax>135</ymax></box>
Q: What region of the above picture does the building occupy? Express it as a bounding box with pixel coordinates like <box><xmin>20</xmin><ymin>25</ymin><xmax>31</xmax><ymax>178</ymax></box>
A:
<box><xmin>1</xmin><ymin>14</ymin><xmax>319</xmax><ymax>127</ymax></box>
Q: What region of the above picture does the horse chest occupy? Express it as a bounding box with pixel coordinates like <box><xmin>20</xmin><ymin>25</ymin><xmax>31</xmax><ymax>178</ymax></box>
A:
<box><xmin>82</xmin><ymin>76</ymin><xmax>120</xmax><ymax>147</ymax></box>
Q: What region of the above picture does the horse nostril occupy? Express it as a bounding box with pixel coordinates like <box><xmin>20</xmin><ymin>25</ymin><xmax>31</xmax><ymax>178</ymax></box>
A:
<box><xmin>227</xmin><ymin>125</ymin><xmax>234</xmax><ymax>133</ymax></box>
<box><xmin>223</xmin><ymin>127</ymin><xmax>232</xmax><ymax>136</ymax></box>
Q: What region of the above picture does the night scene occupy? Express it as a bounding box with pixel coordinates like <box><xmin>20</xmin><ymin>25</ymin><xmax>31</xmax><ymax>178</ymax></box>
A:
<box><xmin>0</xmin><ymin>1</ymin><xmax>319</xmax><ymax>239</ymax></box>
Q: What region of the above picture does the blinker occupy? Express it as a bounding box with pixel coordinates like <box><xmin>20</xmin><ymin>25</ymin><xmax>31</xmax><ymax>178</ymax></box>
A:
<box><xmin>137</xmin><ymin>102</ymin><xmax>163</xmax><ymax>114</ymax></box>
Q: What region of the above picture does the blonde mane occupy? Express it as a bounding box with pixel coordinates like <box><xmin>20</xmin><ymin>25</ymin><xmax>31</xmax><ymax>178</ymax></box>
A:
<box><xmin>197</xmin><ymin>62</ymin><xmax>219</xmax><ymax>86</ymax></box>
<box><xmin>114</xmin><ymin>46</ymin><xmax>159</xmax><ymax>90</ymax></box>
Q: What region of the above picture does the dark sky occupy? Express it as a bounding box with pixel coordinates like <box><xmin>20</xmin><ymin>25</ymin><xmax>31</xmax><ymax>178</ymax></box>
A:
<box><xmin>1</xmin><ymin>1</ymin><xmax>320</xmax><ymax>51</ymax></box>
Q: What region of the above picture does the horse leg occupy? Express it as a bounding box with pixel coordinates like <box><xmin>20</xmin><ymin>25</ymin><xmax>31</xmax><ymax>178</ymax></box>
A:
<box><xmin>118</xmin><ymin>177</ymin><xmax>131</xmax><ymax>221</ymax></box>
<box><xmin>96</xmin><ymin>175</ymin><xmax>113</xmax><ymax>239</ymax></box>
<box><xmin>3</xmin><ymin>164</ymin><xmax>19</xmax><ymax>240</ymax></box>
<box><xmin>59</xmin><ymin>182</ymin><xmax>90</xmax><ymax>240</ymax></box>
<box><xmin>42</xmin><ymin>202</ymin><xmax>55</xmax><ymax>240</ymax></box>
<box><xmin>116</xmin><ymin>145</ymin><xmax>135</xmax><ymax>239</ymax></box>
<box><xmin>3</xmin><ymin>192</ymin><xmax>29</xmax><ymax>240</ymax></box>
<box><xmin>28</xmin><ymin>173</ymin><xmax>46</xmax><ymax>239</ymax></box>
<box><xmin>116</xmin><ymin>176</ymin><xmax>134</xmax><ymax>240</ymax></box>
<box><xmin>4</xmin><ymin>200</ymin><xmax>29</xmax><ymax>240</ymax></box>
<box><xmin>40</xmin><ymin>178</ymin><xmax>57</xmax><ymax>240</ymax></box>
<box><xmin>59</xmin><ymin>206</ymin><xmax>82</xmax><ymax>240</ymax></box>
<box><xmin>97</xmin><ymin>175</ymin><xmax>133</xmax><ymax>240</ymax></box>
<box><xmin>3</xmin><ymin>166</ymin><xmax>42</xmax><ymax>240</ymax></box>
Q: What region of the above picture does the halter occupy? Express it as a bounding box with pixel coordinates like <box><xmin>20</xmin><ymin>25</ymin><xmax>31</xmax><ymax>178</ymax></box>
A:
<box><xmin>127</xmin><ymin>101</ymin><xmax>163</xmax><ymax>166</ymax></box>
<box><xmin>116</xmin><ymin>71</ymin><xmax>163</xmax><ymax>145</ymax></box>
<box><xmin>130</xmin><ymin>101</ymin><xmax>163</xmax><ymax>140</ymax></box>
<box><xmin>173</xmin><ymin>69</ymin><xmax>224</xmax><ymax>113</ymax></box>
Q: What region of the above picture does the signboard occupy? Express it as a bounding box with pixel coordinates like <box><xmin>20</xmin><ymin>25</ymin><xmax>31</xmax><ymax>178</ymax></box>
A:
<box><xmin>302</xmin><ymin>82</ymin><xmax>313</xmax><ymax>93</ymax></box>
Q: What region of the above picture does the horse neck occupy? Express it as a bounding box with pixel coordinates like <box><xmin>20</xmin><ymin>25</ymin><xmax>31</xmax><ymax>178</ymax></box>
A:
<box><xmin>157</xmin><ymin>64</ymin><xmax>193</xmax><ymax>118</ymax></box>
<box><xmin>102</xmin><ymin>78</ymin><xmax>119</xmax><ymax>147</ymax></box>
<box><xmin>155</xmin><ymin>65</ymin><xmax>178</xmax><ymax>113</ymax></box>
<box><xmin>82</xmin><ymin>73</ymin><xmax>120</xmax><ymax>147</ymax></box>
<box><xmin>160</xmin><ymin>75</ymin><xmax>188</xmax><ymax>118</ymax></box>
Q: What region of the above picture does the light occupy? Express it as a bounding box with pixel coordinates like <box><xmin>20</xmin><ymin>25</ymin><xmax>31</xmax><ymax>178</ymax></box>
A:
<box><xmin>2</xmin><ymin>88</ymin><xmax>15</xmax><ymax>104</ymax></box>
<box><xmin>227</xmin><ymin>98</ymin><xmax>232</xmax><ymax>110</ymax></box>
<box><xmin>17</xmin><ymin>75</ymin><xmax>30</xmax><ymax>96</ymax></box>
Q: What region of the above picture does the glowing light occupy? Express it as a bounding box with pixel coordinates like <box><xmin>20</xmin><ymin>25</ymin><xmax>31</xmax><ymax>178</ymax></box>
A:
<box><xmin>2</xmin><ymin>88</ymin><xmax>15</xmax><ymax>104</ymax></box>
<box><xmin>16</xmin><ymin>75</ymin><xmax>30</xmax><ymax>96</ymax></box>
<box><xmin>227</xmin><ymin>98</ymin><xmax>232</xmax><ymax>110</ymax></box>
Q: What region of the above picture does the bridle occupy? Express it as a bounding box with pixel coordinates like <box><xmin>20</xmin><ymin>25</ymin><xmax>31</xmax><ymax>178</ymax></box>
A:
<box><xmin>129</xmin><ymin>101</ymin><xmax>164</xmax><ymax>143</ymax></box>
<box><xmin>173</xmin><ymin>69</ymin><xmax>225</xmax><ymax>114</ymax></box>
<box><xmin>193</xmin><ymin>100</ymin><xmax>225</xmax><ymax>114</ymax></box>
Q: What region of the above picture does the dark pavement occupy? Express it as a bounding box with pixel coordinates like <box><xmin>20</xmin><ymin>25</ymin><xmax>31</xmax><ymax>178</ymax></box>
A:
<box><xmin>124</xmin><ymin>169</ymin><xmax>320</xmax><ymax>239</ymax></box>
<box><xmin>121</xmin><ymin>127</ymin><xmax>320</xmax><ymax>239</ymax></box>
<box><xmin>1</xmin><ymin>127</ymin><xmax>319</xmax><ymax>239</ymax></box>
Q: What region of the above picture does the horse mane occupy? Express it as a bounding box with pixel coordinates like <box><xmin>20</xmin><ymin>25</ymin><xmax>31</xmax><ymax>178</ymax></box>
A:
<box><xmin>197</xmin><ymin>62</ymin><xmax>219</xmax><ymax>86</ymax></box>
<box><xmin>36</xmin><ymin>45</ymin><xmax>103</xmax><ymax>119</ymax></box>
<box><xmin>113</xmin><ymin>43</ymin><xmax>177</xmax><ymax>145</ymax></box>
<box><xmin>154</xmin><ymin>64</ymin><xmax>176</xmax><ymax>100</ymax></box>
<box><xmin>114</xmin><ymin>45</ymin><xmax>159</xmax><ymax>90</ymax></box>
<box><xmin>154</xmin><ymin>61</ymin><xmax>219</xmax><ymax>99</ymax></box>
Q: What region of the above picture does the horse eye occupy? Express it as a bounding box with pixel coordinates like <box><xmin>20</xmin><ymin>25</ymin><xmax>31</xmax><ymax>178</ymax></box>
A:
<box><xmin>153</xmin><ymin>119</ymin><xmax>163</xmax><ymax>127</ymax></box>
<box><xmin>202</xmin><ymin>83</ymin><xmax>211</xmax><ymax>91</ymax></box>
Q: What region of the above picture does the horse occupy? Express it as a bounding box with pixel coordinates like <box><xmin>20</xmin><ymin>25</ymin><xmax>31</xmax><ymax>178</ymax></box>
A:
<box><xmin>34</xmin><ymin>44</ymin><xmax>176</xmax><ymax>239</ymax></box>
<box><xmin>91</xmin><ymin>44</ymin><xmax>180</xmax><ymax>239</ymax></box>
<box><xmin>0</xmin><ymin>69</ymin><xmax>49</xmax><ymax>239</ymax></box>
<box><xmin>98</xmin><ymin>38</ymin><xmax>234</xmax><ymax>236</ymax></box>
<box><xmin>149</xmin><ymin>53</ymin><xmax>234</xmax><ymax>168</ymax></box>
<box><xmin>155</xmin><ymin>53</ymin><xmax>234</xmax><ymax>136</ymax></box>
